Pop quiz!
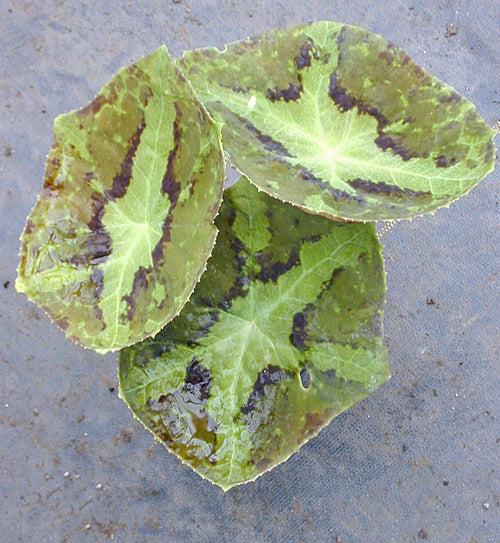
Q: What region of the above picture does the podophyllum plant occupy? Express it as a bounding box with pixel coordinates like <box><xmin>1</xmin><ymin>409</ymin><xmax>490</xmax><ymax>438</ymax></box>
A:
<box><xmin>16</xmin><ymin>22</ymin><xmax>496</xmax><ymax>490</ymax></box>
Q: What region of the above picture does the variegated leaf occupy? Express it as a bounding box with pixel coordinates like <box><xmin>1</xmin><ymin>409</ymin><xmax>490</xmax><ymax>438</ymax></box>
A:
<box><xmin>119</xmin><ymin>177</ymin><xmax>389</xmax><ymax>490</ymax></box>
<box><xmin>178</xmin><ymin>21</ymin><xmax>496</xmax><ymax>221</ymax></box>
<box><xmin>16</xmin><ymin>46</ymin><xmax>225</xmax><ymax>353</ymax></box>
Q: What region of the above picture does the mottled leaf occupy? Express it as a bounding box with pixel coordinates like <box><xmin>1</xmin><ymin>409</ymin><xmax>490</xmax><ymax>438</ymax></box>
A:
<box><xmin>178</xmin><ymin>21</ymin><xmax>496</xmax><ymax>221</ymax></box>
<box><xmin>119</xmin><ymin>177</ymin><xmax>389</xmax><ymax>490</ymax></box>
<box><xmin>16</xmin><ymin>46</ymin><xmax>225</xmax><ymax>353</ymax></box>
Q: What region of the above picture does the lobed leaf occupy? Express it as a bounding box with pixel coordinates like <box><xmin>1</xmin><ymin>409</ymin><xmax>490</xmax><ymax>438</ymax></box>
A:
<box><xmin>178</xmin><ymin>21</ymin><xmax>496</xmax><ymax>221</ymax></box>
<box><xmin>16</xmin><ymin>46</ymin><xmax>225</xmax><ymax>353</ymax></box>
<box><xmin>119</xmin><ymin>177</ymin><xmax>389</xmax><ymax>490</ymax></box>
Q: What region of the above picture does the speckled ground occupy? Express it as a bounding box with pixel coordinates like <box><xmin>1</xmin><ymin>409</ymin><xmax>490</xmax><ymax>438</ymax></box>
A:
<box><xmin>0</xmin><ymin>1</ymin><xmax>498</xmax><ymax>542</ymax></box>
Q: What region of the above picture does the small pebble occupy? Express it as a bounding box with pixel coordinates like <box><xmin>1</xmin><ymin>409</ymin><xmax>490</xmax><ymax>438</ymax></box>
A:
<box><xmin>96</xmin><ymin>483</ymin><xmax>103</xmax><ymax>490</ymax></box>
<box><xmin>84</xmin><ymin>523</ymin><xmax>91</xmax><ymax>530</ymax></box>
<box><xmin>418</xmin><ymin>529</ymin><xmax>428</xmax><ymax>540</ymax></box>
<box><xmin>445</xmin><ymin>23</ymin><xmax>458</xmax><ymax>38</ymax></box>
<box><xmin>63</xmin><ymin>471</ymin><xmax>70</xmax><ymax>479</ymax></box>
<box><xmin>483</xmin><ymin>502</ymin><xmax>489</xmax><ymax>510</ymax></box>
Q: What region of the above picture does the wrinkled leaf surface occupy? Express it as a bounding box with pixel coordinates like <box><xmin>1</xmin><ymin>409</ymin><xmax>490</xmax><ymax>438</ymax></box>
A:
<box><xmin>119</xmin><ymin>177</ymin><xmax>389</xmax><ymax>490</ymax></box>
<box><xmin>178</xmin><ymin>21</ymin><xmax>496</xmax><ymax>221</ymax></box>
<box><xmin>16</xmin><ymin>46</ymin><xmax>224</xmax><ymax>353</ymax></box>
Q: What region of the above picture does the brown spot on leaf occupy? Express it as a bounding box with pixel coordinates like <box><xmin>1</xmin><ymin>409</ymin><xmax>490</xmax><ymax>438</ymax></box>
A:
<box><xmin>301</xmin><ymin>411</ymin><xmax>326</xmax><ymax>440</ymax></box>
<box><xmin>378</xmin><ymin>49</ymin><xmax>394</xmax><ymax>65</ymax></box>
<box><xmin>219</xmin><ymin>276</ymin><xmax>250</xmax><ymax>311</ymax></box>
<box><xmin>162</xmin><ymin>146</ymin><xmax>181</xmax><ymax>200</ymax></box>
<box><xmin>227</xmin><ymin>207</ymin><xmax>237</xmax><ymax>227</ymax></box>
<box><xmin>88</xmin><ymin>192</ymin><xmax>107</xmax><ymax>233</ymax></box>
<box><xmin>435</xmin><ymin>155</ymin><xmax>457</xmax><ymax>168</ymax></box>
<box><xmin>255</xmin><ymin>458</ymin><xmax>271</xmax><ymax>470</ymax></box>
<box><xmin>87</xmin><ymin>232</ymin><xmax>112</xmax><ymax>265</ymax></box>
<box><xmin>77</xmin><ymin>94</ymin><xmax>109</xmax><ymax>117</ymax></box>
<box><xmin>24</xmin><ymin>219</ymin><xmax>34</xmax><ymax>235</ymax></box>
<box><xmin>257</xmin><ymin>250</ymin><xmax>299</xmax><ymax>283</ymax></box>
<box><xmin>317</xmin><ymin>267</ymin><xmax>345</xmax><ymax>299</ymax></box>
<box><xmin>328</xmin><ymin>72</ymin><xmax>355</xmax><ymax>112</ymax></box>
<box><xmin>267</xmin><ymin>79</ymin><xmax>303</xmax><ymax>102</ymax></box>
<box><xmin>484</xmin><ymin>140</ymin><xmax>495</xmax><ymax>164</ymax></box>
<box><xmin>105</xmin><ymin>114</ymin><xmax>146</xmax><ymax>201</ymax></box>
<box><xmin>85</xmin><ymin>193</ymin><xmax>112</xmax><ymax>261</ymax></box>
<box><xmin>295</xmin><ymin>38</ymin><xmax>318</xmax><ymax>70</ymax></box>
<box><xmin>89</xmin><ymin>269</ymin><xmax>105</xmax><ymax>323</ymax></box>
<box><xmin>122</xmin><ymin>267</ymin><xmax>151</xmax><ymax>321</ymax></box>
<box><xmin>209</xmin><ymin>233</ymin><xmax>250</xmax><ymax>312</ymax></box>
<box><xmin>348</xmin><ymin>178</ymin><xmax>431</xmax><ymax>199</ymax></box>
<box><xmin>240</xmin><ymin>116</ymin><xmax>294</xmax><ymax>158</ymax></box>
<box><xmin>442</xmin><ymin>120</ymin><xmax>460</xmax><ymax>131</ymax></box>
<box><xmin>90</xmin><ymin>268</ymin><xmax>104</xmax><ymax>299</ymax></box>
<box><xmin>375</xmin><ymin>133</ymin><xmax>421</xmax><ymax>161</ymax></box>
<box><xmin>438</xmin><ymin>91</ymin><xmax>461</xmax><ymax>104</ymax></box>
<box><xmin>55</xmin><ymin>317</ymin><xmax>69</xmax><ymax>331</ymax></box>
<box><xmin>298</xmin><ymin>166</ymin><xmax>361</xmax><ymax>202</ymax></box>
<box><xmin>241</xmin><ymin>365</ymin><xmax>289</xmax><ymax>415</ymax></box>
<box><xmin>151</xmin><ymin>216</ymin><xmax>175</xmax><ymax>275</ymax></box>
<box><xmin>186</xmin><ymin>308</ymin><xmax>220</xmax><ymax>341</ymax></box>
<box><xmin>183</xmin><ymin>359</ymin><xmax>212</xmax><ymax>402</ymax></box>
<box><xmin>162</xmin><ymin>104</ymin><xmax>183</xmax><ymax>201</ymax></box>
<box><xmin>230</xmin><ymin>236</ymin><xmax>248</xmax><ymax>273</ymax></box>
<box><xmin>42</xmin><ymin>145</ymin><xmax>63</xmax><ymax>191</ymax></box>
<box><xmin>228</xmin><ymin>85</ymin><xmax>250</xmax><ymax>94</ymax></box>
<box><xmin>290</xmin><ymin>311</ymin><xmax>308</xmax><ymax>351</ymax></box>
<box><xmin>67</xmin><ymin>193</ymin><xmax>112</xmax><ymax>267</ymax></box>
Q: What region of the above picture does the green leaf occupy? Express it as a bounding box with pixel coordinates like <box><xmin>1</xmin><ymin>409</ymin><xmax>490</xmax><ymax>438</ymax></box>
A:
<box><xmin>119</xmin><ymin>177</ymin><xmax>389</xmax><ymax>490</ymax></box>
<box><xmin>178</xmin><ymin>21</ymin><xmax>496</xmax><ymax>221</ymax></box>
<box><xmin>16</xmin><ymin>46</ymin><xmax>225</xmax><ymax>353</ymax></box>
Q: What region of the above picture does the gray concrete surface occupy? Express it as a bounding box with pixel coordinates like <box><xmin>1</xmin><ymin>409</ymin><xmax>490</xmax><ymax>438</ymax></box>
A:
<box><xmin>0</xmin><ymin>1</ymin><xmax>498</xmax><ymax>541</ymax></box>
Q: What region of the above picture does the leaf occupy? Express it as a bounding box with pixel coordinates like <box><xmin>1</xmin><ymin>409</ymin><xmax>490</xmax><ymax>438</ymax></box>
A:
<box><xmin>178</xmin><ymin>21</ymin><xmax>496</xmax><ymax>221</ymax></box>
<box><xmin>16</xmin><ymin>46</ymin><xmax>225</xmax><ymax>353</ymax></box>
<box><xmin>119</xmin><ymin>177</ymin><xmax>389</xmax><ymax>490</ymax></box>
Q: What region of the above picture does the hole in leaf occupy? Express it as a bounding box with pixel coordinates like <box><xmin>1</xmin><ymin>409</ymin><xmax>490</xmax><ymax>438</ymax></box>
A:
<box><xmin>299</xmin><ymin>368</ymin><xmax>311</xmax><ymax>389</ymax></box>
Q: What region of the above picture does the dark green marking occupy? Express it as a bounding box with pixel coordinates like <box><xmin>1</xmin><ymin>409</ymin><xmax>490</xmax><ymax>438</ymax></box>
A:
<box><xmin>240</xmin><ymin>365</ymin><xmax>291</xmax><ymax>415</ymax></box>
<box><xmin>348</xmin><ymin>179</ymin><xmax>432</xmax><ymax>200</ymax></box>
